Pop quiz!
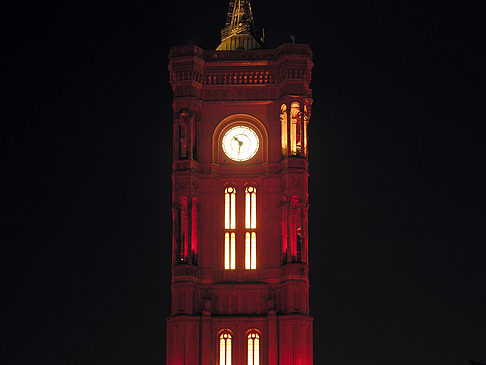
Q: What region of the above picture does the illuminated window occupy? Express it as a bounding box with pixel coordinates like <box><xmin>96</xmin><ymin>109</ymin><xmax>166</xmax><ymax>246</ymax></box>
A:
<box><xmin>224</xmin><ymin>187</ymin><xmax>236</xmax><ymax>269</ymax></box>
<box><xmin>247</xmin><ymin>332</ymin><xmax>260</xmax><ymax>365</ymax></box>
<box><xmin>280</xmin><ymin>104</ymin><xmax>288</xmax><ymax>156</ymax></box>
<box><xmin>219</xmin><ymin>332</ymin><xmax>232</xmax><ymax>365</ymax></box>
<box><xmin>290</xmin><ymin>102</ymin><xmax>301</xmax><ymax>155</ymax></box>
<box><xmin>245</xmin><ymin>186</ymin><xmax>257</xmax><ymax>269</ymax></box>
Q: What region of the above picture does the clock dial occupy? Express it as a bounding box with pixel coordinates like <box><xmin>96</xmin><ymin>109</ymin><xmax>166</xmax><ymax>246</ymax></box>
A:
<box><xmin>222</xmin><ymin>125</ymin><xmax>259</xmax><ymax>161</ymax></box>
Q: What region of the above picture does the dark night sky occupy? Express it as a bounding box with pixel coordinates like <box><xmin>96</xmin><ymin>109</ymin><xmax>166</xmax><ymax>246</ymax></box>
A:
<box><xmin>4</xmin><ymin>0</ymin><xmax>485</xmax><ymax>364</ymax></box>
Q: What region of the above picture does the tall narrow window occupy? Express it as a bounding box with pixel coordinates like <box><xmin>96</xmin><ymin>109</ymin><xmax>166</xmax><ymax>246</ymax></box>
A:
<box><xmin>281</xmin><ymin>198</ymin><xmax>288</xmax><ymax>261</ymax></box>
<box><xmin>245</xmin><ymin>186</ymin><xmax>257</xmax><ymax>269</ymax></box>
<box><xmin>224</xmin><ymin>187</ymin><xmax>236</xmax><ymax>269</ymax></box>
<box><xmin>280</xmin><ymin>104</ymin><xmax>288</xmax><ymax>156</ymax></box>
<box><xmin>219</xmin><ymin>332</ymin><xmax>232</xmax><ymax>365</ymax></box>
<box><xmin>178</xmin><ymin>111</ymin><xmax>188</xmax><ymax>159</ymax></box>
<box><xmin>191</xmin><ymin>198</ymin><xmax>198</xmax><ymax>262</ymax></box>
<box><xmin>247</xmin><ymin>332</ymin><xmax>260</xmax><ymax>365</ymax></box>
<box><xmin>296</xmin><ymin>227</ymin><xmax>303</xmax><ymax>262</ymax></box>
<box><xmin>290</xmin><ymin>102</ymin><xmax>301</xmax><ymax>155</ymax></box>
<box><xmin>176</xmin><ymin>199</ymin><xmax>188</xmax><ymax>263</ymax></box>
<box><xmin>290</xmin><ymin>197</ymin><xmax>303</xmax><ymax>262</ymax></box>
<box><xmin>303</xmin><ymin>105</ymin><xmax>309</xmax><ymax>157</ymax></box>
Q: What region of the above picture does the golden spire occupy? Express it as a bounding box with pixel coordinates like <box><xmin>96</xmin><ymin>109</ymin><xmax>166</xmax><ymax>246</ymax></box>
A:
<box><xmin>217</xmin><ymin>0</ymin><xmax>264</xmax><ymax>51</ymax></box>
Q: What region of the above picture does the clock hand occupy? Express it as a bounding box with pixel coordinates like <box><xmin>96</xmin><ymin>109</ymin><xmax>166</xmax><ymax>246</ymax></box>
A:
<box><xmin>233</xmin><ymin>136</ymin><xmax>243</xmax><ymax>155</ymax></box>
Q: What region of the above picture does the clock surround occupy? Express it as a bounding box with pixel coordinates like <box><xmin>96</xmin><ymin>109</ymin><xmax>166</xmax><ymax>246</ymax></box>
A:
<box><xmin>212</xmin><ymin>114</ymin><xmax>268</xmax><ymax>165</ymax></box>
<box><xmin>222</xmin><ymin>125</ymin><xmax>260</xmax><ymax>162</ymax></box>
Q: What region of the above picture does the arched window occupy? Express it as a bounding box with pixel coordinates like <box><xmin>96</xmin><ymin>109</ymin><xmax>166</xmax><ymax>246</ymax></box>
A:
<box><xmin>290</xmin><ymin>102</ymin><xmax>301</xmax><ymax>155</ymax></box>
<box><xmin>224</xmin><ymin>187</ymin><xmax>236</xmax><ymax>269</ymax></box>
<box><xmin>245</xmin><ymin>186</ymin><xmax>257</xmax><ymax>269</ymax></box>
<box><xmin>219</xmin><ymin>332</ymin><xmax>232</xmax><ymax>365</ymax></box>
<box><xmin>280</xmin><ymin>104</ymin><xmax>288</xmax><ymax>156</ymax></box>
<box><xmin>247</xmin><ymin>332</ymin><xmax>260</xmax><ymax>365</ymax></box>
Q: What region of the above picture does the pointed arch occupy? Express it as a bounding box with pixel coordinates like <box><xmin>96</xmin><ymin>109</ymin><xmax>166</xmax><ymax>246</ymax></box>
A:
<box><xmin>246</xmin><ymin>329</ymin><xmax>261</xmax><ymax>365</ymax></box>
<box><xmin>218</xmin><ymin>330</ymin><xmax>233</xmax><ymax>365</ymax></box>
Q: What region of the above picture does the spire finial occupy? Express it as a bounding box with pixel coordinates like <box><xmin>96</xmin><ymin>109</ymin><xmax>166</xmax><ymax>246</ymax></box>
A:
<box><xmin>217</xmin><ymin>0</ymin><xmax>264</xmax><ymax>51</ymax></box>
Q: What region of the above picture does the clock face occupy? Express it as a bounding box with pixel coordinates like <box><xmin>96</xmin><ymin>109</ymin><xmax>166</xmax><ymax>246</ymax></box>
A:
<box><xmin>222</xmin><ymin>125</ymin><xmax>260</xmax><ymax>161</ymax></box>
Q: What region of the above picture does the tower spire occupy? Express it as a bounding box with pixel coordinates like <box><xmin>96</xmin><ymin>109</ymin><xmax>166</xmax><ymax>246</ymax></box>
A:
<box><xmin>217</xmin><ymin>0</ymin><xmax>264</xmax><ymax>51</ymax></box>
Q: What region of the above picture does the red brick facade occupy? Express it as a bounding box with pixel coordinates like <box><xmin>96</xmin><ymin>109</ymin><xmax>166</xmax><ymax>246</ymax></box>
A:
<box><xmin>167</xmin><ymin>43</ymin><xmax>314</xmax><ymax>365</ymax></box>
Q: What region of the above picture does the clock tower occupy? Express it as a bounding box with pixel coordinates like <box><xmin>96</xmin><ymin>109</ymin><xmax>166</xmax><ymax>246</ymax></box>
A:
<box><xmin>167</xmin><ymin>1</ymin><xmax>314</xmax><ymax>364</ymax></box>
